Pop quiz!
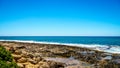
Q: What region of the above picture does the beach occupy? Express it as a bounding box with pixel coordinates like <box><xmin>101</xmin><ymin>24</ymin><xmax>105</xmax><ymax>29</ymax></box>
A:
<box><xmin>0</xmin><ymin>41</ymin><xmax>120</xmax><ymax>68</ymax></box>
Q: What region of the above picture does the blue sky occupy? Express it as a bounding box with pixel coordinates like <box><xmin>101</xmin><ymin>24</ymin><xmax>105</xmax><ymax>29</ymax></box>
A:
<box><xmin>0</xmin><ymin>0</ymin><xmax>120</xmax><ymax>36</ymax></box>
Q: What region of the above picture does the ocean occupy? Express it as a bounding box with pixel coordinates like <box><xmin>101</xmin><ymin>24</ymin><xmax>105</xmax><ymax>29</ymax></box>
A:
<box><xmin>0</xmin><ymin>36</ymin><xmax>120</xmax><ymax>54</ymax></box>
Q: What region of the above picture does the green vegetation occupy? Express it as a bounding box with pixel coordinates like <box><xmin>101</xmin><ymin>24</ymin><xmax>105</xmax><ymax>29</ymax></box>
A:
<box><xmin>0</xmin><ymin>45</ymin><xmax>19</xmax><ymax>68</ymax></box>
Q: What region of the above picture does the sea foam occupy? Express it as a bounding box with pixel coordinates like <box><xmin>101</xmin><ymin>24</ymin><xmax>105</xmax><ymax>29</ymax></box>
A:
<box><xmin>0</xmin><ymin>40</ymin><xmax>120</xmax><ymax>54</ymax></box>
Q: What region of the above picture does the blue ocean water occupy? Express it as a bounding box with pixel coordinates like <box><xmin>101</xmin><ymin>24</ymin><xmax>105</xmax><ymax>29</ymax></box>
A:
<box><xmin>0</xmin><ymin>36</ymin><xmax>120</xmax><ymax>45</ymax></box>
<box><xmin>0</xmin><ymin>36</ymin><xmax>120</xmax><ymax>53</ymax></box>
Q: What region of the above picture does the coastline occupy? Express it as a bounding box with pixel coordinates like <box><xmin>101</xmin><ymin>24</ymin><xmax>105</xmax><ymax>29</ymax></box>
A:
<box><xmin>0</xmin><ymin>40</ymin><xmax>120</xmax><ymax>54</ymax></box>
<box><xmin>0</xmin><ymin>40</ymin><xmax>120</xmax><ymax>68</ymax></box>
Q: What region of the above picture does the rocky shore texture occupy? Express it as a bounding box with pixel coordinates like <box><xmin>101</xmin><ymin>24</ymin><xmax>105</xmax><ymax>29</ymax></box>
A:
<box><xmin>0</xmin><ymin>41</ymin><xmax>120</xmax><ymax>68</ymax></box>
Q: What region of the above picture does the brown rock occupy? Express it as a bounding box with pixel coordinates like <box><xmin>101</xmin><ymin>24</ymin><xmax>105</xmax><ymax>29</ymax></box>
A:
<box><xmin>21</xmin><ymin>50</ymin><xmax>27</xmax><ymax>54</ymax></box>
<box><xmin>38</xmin><ymin>61</ymin><xmax>50</xmax><ymax>68</ymax></box>
<box><xmin>12</xmin><ymin>54</ymin><xmax>22</xmax><ymax>61</ymax></box>
<box><xmin>9</xmin><ymin>47</ymin><xmax>15</xmax><ymax>53</ymax></box>
<box><xmin>24</xmin><ymin>62</ymin><xmax>39</xmax><ymax>68</ymax></box>
<box><xmin>14</xmin><ymin>50</ymin><xmax>22</xmax><ymax>55</ymax></box>
<box><xmin>15</xmin><ymin>45</ymin><xmax>25</xmax><ymax>49</ymax></box>
<box><xmin>34</xmin><ymin>53</ymin><xmax>41</xmax><ymax>57</ymax></box>
<box><xmin>27</xmin><ymin>58</ymin><xmax>38</xmax><ymax>64</ymax></box>
<box><xmin>34</xmin><ymin>57</ymin><xmax>43</xmax><ymax>63</ymax></box>
<box><xmin>17</xmin><ymin>63</ymin><xmax>24</xmax><ymax>68</ymax></box>
<box><xmin>18</xmin><ymin>57</ymin><xmax>27</xmax><ymax>63</ymax></box>
<box><xmin>25</xmin><ymin>63</ymin><xmax>35</xmax><ymax>68</ymax></box>
<box><xmin>27</xmin><ymin>53</ymin><xmax>34</xmax><ymax>58</ymax></box>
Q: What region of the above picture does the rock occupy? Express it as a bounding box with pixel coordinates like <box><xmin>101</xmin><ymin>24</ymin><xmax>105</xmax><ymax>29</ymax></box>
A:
<box><xmin>80</xmin><ymin>51</ymin><xmax>87</xmax><ymax>55</ymax></box>
<box><xmin>51</xmin><ymin>62</ymin><xmax>65</xmax><ymax>68</ymax></box>
<box><xmin>47</xmin><ymin>61</ymin><xmax>57</xmax><ymax>67</ymax></box>
<box><xmin>112</xmin><ymin>59</ymin><xmax>120</xmax><ymax>64</ymax></box>
<box><xmin>17</xmin><ymin>63</ymin><xmax>24</xmax><ymax>68</ymax></box>
<box><xmin>18</xmin><ymin>57</ymin><xmax>27</xmax><ymax>63</ymax></box>
<box><xmin>27</xmin><ymin>58</ymin><xmax>38</xmax><ymax>64</ymax></box>
<box><xmin>5</xmin><ymin>47</ymin><xmax>10</xmax><ymax>50</ymax></box>
<box><xmin>9</xmin><ymin>47</ymin><xmax>15</xmax><ymax>53</ymax></box>
<box><xmin>99</xmin><ymin>60</ymin><xmax>108</xmax><ymax>65</ymax></box>
<box><xmin>89</xmin><ymin>51</ymin><xmax>95</xmax><ymax>54</ymax></box>
<box><xmin>39</xmin><ymin>62</ymin><xmax>50</xmax><ymax>68</ymax></box>
<box><xmin>39</xmin><ymin>61</ymin><xmax>45</xmax><ymax>65</ymax></box>
<box><xmin>34</xmin><ymin>53</ymin><xmax>40</xmax><ymax>57</ymax></box>
<box><xmin>21</xmin><ymin>50</ymin><xmax>27</xmax><ymax>54</ymax></box>
<box><xmin>103</xmin><ymin>56</ymin><xmax>112</xmax><ymax>60</ymax></box>
<box><xmin>12</xmin><ymin>54</ymin><xmax>22</xmax><ymax>61</ymax></box>
<box><xmin>69</xmin><ymin>56</ymin><xmax>75</xmax><ymax>60</ymax></box>
<box><xmin>56</xmin><ymin>63</ymin><xmax>65</xmax><ymax>68</ymax></box>
<box><xmin>50</xmin><ymin>48</ymin><xmax>66</xmax><ymax>54</ymax></box>
<box><xmin>21</xmin><ymin>51</ymin><xmax>29</xmax><ymax>58</ymax></box>
<box><xmin>102</xmin><ymin>53</ymin><xmax>112</xmax><ymax>57</ymax></box>
<box><xmin>34</xmin><ymin>57</ymin><xmax>43</xmax><ymax>62</ymax></box>
<box><xmin>27</xmin><ymin>53</ymin><xmax>34</xmax><ymax>58</ymax></box>
<box><xmin>25</xmin><ymin>63</ymin><xmax>35</xmax><ymax>68</ymax></box>
<box><xmin>14</xmin><ymin>50</ymin><xmax>22</xmax><ymax>55</ymax></box>
<box><xmin>15</xmin><ymin>45</ymin><xmax>25</xmax><ymax>49</ymax></box>
<box><xmin>113</xmin><ymin>54</ymin><xmax>120</xmax><ymax>59</ymax></box>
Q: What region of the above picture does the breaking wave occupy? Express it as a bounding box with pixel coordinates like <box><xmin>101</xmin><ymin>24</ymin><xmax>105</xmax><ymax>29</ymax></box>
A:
<box><xmin>0</xmin><ymin>40</ymin><xmax>120</xmax><ymax>54</ymax></box>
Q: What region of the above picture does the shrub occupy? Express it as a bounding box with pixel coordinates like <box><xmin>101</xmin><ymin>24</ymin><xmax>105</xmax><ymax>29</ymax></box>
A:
<box><xmin>0</xmin><ymin>45</ymin><xmax>19</xmax><ymax>68</ymax></box>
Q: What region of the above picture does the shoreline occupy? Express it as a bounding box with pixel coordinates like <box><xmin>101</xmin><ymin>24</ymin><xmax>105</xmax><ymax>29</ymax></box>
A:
<box><xmin>0</xmin><ymin>41</ymin><xmax>120</xmax><ymax>68</ymax></box>
<box><xmin>0</xmin><ymin>40</ymin><xmax>120</xmax><ymax>54</ymax></box>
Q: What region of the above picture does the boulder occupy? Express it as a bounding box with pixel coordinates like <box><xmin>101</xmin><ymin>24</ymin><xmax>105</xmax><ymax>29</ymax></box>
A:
<box><xmin>39</xmin><ymin>61</ymin><xmax>50</xmax><ymax>68</ymax></box>
<box><xmin>27</xmin><ymin>58</ymin><xmax>38</xmax><ymax>64</ymax></box>
<box><xmin>18</xmin><ymin>57</ymin><xmax>27</xmax><ymax>63</ymax></box>
<box><xmin>12</xmin><ymin>54</ymin><xmax>22</xmax><ymax>61</ymax></box>
<box><xmin>14</xmin><ymin>50</ymin><xmax>22</xmax><ymax>55</ymax></box>
<box><xmin>27</xmin><ymin>53</ymin><xmax>34</xmax><ymax>58</ymax></box>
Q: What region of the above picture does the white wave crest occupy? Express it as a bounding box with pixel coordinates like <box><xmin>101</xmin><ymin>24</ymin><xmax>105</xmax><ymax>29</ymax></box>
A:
<box><xmin>0</xmin><ymin>40</ymin><xmax>120</xmax><ymax>54</ymax></box>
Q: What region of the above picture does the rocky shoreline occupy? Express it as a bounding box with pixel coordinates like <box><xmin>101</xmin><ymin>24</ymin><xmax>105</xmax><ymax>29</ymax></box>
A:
<box><xmin>0</xmin><ymin>41</ymin><xmax>120</xmax><ymax>68</ymax></box>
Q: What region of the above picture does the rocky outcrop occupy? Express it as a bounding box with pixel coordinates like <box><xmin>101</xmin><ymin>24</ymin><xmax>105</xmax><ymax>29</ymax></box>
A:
<box><xmin>0</xmin><ymin>41</ymin><xmax>120</xmax><ymax>68</ymax></box>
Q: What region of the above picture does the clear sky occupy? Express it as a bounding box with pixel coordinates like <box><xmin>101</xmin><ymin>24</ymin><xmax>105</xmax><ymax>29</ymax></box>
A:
<box><xmin>0</xmin><ymin>0</ymin><xmax>120</xmax><ymax>36</ymax></box>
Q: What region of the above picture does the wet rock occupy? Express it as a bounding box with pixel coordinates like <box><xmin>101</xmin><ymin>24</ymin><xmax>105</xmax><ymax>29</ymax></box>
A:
<box><xmin>112</xmin><ymin>59</ymin><xmax>120</xmax><ymax>64</ymax></box>
<box><xmin>102</xmin><ymin>53</ymin><xmax>112</xmax><ymax>57</ymax></box>
<box><xmin>80</xmin><ymin>51</ymin><xmax>87</xmax><ymax>55</ymax></box>
<box><xmin>69</xmin><ymin>56</ymin><xmax>75</xmax><ymax>60</ymax></box>
<box><xmin>113</xmin><ymin>54</ymin><xmax>120</xmax><ymax>59</ymax></box>
<box><xmin>103</xmin><ymin>56</ymin><xmax>112</xmax><ymax>60</ymax></box>
<box><xmin>89</xmin><ymin>51</ymin><xmax>95</xmax><ymax>54</ymax></box>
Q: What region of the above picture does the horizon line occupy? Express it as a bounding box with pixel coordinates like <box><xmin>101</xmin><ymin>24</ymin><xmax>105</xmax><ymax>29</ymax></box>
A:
<box><xmin>0</xmin><ymin>35</ymin><xmax>120</xmax><ymax>37</ymax></box>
